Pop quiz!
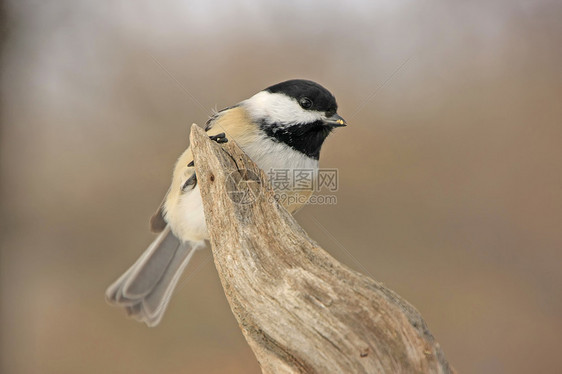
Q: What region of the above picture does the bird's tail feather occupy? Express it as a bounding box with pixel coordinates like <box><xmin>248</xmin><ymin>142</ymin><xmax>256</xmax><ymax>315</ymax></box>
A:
<box><xmin>105</xmin><ymin>226</ymin><xmax>201</xmax><ymax>327</ymax></box>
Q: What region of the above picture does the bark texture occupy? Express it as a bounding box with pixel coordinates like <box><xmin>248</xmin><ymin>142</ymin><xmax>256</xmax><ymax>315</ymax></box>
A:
<box><xmin>190</xmin><ymin>125</ymin><xmax>455</xmax><ymax>374</ymax></box>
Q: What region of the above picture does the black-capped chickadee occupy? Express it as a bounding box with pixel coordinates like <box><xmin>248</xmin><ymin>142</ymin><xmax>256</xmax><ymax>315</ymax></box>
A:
<box><xmin>105</xmin><ymin>79</ymin><xmax>346</xmax><ymax>326</ymax></box>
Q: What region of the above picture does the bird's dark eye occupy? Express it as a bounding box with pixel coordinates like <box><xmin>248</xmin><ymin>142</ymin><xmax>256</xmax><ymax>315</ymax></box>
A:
<box><xmin>299</xmin><ymin>97</ymin><xmax>313</xmax><ymax>109</ymax></box>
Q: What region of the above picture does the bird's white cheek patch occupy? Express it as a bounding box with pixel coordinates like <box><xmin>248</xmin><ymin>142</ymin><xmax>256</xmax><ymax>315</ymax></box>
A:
<box><xmin>244</xmin><ymin>91</ymin><xmax>323</xmax><ymax>126</ymax></box>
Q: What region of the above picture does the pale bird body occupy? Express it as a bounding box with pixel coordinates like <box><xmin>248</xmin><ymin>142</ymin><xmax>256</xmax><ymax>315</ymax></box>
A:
<box><xmin>106</xmin><ymin>79</ymin><xmax>346</xmax><ymax>326</ymax></box>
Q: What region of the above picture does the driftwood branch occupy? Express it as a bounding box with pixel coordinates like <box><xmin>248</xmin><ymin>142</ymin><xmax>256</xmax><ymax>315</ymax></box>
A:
<box><xmin>190</xmin><ymin>125</ymin><xmax>455</xmax><ymax>374</ymax></box>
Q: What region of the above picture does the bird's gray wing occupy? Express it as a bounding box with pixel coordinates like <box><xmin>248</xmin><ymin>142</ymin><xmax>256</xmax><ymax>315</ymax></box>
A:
<box><xmin>149</xmin><ymin>194</ymin><xmax>168</xmax><ymax>233</ymax></box>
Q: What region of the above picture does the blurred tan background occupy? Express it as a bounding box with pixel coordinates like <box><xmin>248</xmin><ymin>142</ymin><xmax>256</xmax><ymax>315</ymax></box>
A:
<box><xmin>1</xmin><ymin>0</ymin><xmax>561</xmax><ymax>373</ymax></box>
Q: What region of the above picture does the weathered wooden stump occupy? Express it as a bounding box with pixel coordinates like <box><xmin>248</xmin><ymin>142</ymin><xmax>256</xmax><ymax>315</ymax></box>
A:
<box><xmin>190</xmin><ymin>124</ymin><xmax>454</xmax><ymax>374</ymax></box>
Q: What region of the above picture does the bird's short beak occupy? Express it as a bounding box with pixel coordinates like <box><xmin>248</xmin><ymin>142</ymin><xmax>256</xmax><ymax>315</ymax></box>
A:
<box><xmin>323</xmin><ymin>113</ymin><xmax>347</xmax><ymax>127</ymax></box>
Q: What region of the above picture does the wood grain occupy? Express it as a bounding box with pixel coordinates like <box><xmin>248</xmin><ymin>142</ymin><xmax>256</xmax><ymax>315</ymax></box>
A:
<box><xmin>190</xmin><ymin>124</ymin><xmax>455</xmax><ymax>374</ymax></box>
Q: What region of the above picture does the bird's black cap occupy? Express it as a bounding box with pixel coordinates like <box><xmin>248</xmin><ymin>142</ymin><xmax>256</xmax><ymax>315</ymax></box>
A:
<box><xmin>266</xmin><ymin>79</ymin><xmax>338</xmax><ymax>116</ymax></box>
